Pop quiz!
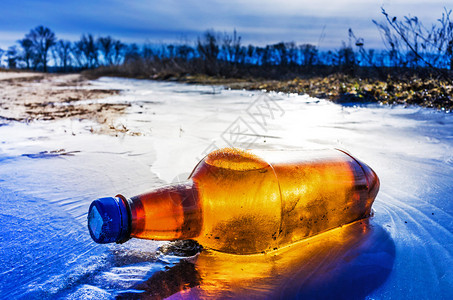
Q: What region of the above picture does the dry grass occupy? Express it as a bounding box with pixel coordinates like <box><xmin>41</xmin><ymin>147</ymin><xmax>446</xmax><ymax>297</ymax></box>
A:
<box><xmin>0</xmin><ymin>72</ymin><xmax>130</xmax><ymax>133</ymax></box>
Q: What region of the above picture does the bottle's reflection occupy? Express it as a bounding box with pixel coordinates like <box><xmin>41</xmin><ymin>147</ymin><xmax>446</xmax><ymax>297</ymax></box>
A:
<box><xmin>117</xmin><ymin>219</ymin><xmax>395</xmax><ymax>299</ymax></box>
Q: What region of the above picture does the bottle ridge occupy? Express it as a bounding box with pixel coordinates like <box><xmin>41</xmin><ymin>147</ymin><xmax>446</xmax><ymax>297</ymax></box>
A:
<box><xmin>87</xmin><ymin>148</ymin><xmax>379</xmax><ymax>254</ymax></box>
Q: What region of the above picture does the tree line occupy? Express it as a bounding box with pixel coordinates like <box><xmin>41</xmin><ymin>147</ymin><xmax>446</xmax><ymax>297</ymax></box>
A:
<box><xmin>0</xmin><ymin>8</ymin><xmax>452</xmax><ymax>79</ymax></box>
<box><xmin>0</xmin><ymin>25</ymin><xmax>126</xmax><ymax>72</ymax></box>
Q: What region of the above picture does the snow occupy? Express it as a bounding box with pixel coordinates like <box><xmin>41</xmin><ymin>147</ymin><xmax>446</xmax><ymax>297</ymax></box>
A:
<box><xmin>0</xmin><ymin>77</ymin><xmax>452</xmax><ymax>298</ymax></box>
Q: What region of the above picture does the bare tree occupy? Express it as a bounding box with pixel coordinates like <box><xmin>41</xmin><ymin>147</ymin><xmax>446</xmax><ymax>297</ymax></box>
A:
<box><xmin>18</xmin><ymin>37</ymin><xmax>34</xmax><ymax>69</ymax></box>
<box><xmin>196</xmin><ymin>30</ymin><xmax>220</xmax><ymax>75</ymax></box>
<box><xmin>112</xmin><ymin>40</ymin><xmax>125</xmax><ymax>65</ymax></box>
<box><xmin>71</xmin><ymin>41</ymin><xmax>85</xmax><ymax>68</ymax></box>
<box><xmin>142</xmin><ymin>44</ymin><xmax>155</xmax><ymax>60</ymax></box>
<box><xmin>197</xmin><ymin>30</ymin><xmax>219</xmax><ymax>62</ymax></box>
<box><xmin>7</xmin><ymin>46</ymin><xmax>18</xmax><ymax>69</ymax></box>
<box><xmin>222</xmin><ymin>29</ymin><xmax>243</xmax><ymax>63</ymax></box>
<box><xmin>176</xmin><ymin>45</ymin><xmax>194</xmax><ymax>61</ymax></box>
<box><xmin>98</xmin><ymin>36</ymin><xmax>114</xmax><ymax>65</ymax></box>
<box><xmin>167</xmin><ymin>44</ymin><xmax>175</xmax><ymax>58</ymax></box>
<box><xmin>262</xmin><ymin>45</ymin><xmax>272</xmax><ymax>65</ymax></box>
<box><xmin>53</xmin><ymin>40</ymin><xmax>72</xmax><ymax>72</ymax></box>
<box><xmin>271</xmin><ymin>43</ymin><xmax>286</xmax><ymax>65</ymax></box>
<box><xmin>25</xmin><ymin>26</ymin><xmax>56</xmax><ymax>71</ymax></box>
<box><xmin>438</xmin><ymin>9</ymin><xmax>453</xmax><ymax>69</ymax></box>
<box><xmin>337</xmin><ymin>43</ymin><xmax>356</xmax><ymax>67</ymax></box>
<box><xmin>246</xmin><ymin>45</ymin><xmax>256</xmax><ymax>64</ymax></box>
<box><xmin>124</xmin><ymin>43</ymin><xmax>140</xmax><ymax>63</ymax></box>
<box><xmin>286</xmin><ymin>42</ymin><xmax>298</xmax><ymax>66</ymax></box>
<box><xmin>374</xmin><ymin>8</ymin><xmax>453</xmax><ymax>71</ymax></box>
<box><xmin>76</xmin><ymin>34</ymin><xmax>98</xmax><ymax>68</ymax></box>
<box><xmin>0</xmin><ymin>48</ymin><xmax>4</xmax><ymax>68</ymax></box>
<box><xmin>300</xmin><ymin>44</ymin><xmax>318</xmax><ymax>66</ymax></box>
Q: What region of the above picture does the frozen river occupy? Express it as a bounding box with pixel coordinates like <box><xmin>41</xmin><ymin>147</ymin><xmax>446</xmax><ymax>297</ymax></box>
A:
<box><xmin>1</xmin><ymin>77</ymin><xmax>452</xmax><ymax>299</ymax></box>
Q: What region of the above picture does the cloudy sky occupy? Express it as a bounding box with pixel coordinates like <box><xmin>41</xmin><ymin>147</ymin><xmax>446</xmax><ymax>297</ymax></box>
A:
<box><xmin>0</xmin><ymin>0</ymin><xmax>450</xmax><ymax>50</ymax></box>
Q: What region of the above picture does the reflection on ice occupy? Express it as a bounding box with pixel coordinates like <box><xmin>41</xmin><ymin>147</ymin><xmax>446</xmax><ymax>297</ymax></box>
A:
<box><xmin>194</xmin><ymin>220</ymin><xmax>394</xmax><ymax>299</ymax></box>
<box><xmin>121</xmin><ymin>221</ymin><xmax>395</xmax><ymax>299</ymax></box>
<box><xmin>115</xmin><ymin>220</ymin><xmax>394</xmax><ymax>299</ymax></box>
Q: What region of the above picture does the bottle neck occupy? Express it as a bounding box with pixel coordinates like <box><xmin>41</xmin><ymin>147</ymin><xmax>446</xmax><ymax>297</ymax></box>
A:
<box><xmin>118</xmin><ymin>180</ymin><xmax>202</xmax><ymax>241</ymax></box>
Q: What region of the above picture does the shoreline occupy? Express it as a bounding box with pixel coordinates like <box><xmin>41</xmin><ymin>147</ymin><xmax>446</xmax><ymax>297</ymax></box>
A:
<box><xmin>175</xmin><ymin>73</ymin><xmax>453</xmax><ymax>112</ymax></box>
<box><xmin>0</xmin><ymin>72</ymin><xmax>128</xmax><ymax>133</ymax></box>
<box><xmin>82</xmin><ymin>65</ymin><xmax>453</xmax><ymax>112</ymax></box>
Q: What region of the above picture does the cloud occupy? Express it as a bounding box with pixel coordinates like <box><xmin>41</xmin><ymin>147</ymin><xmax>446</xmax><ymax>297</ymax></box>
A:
<box><xmin>0</xmin><ymin>0</ymin><xmax>451</xmax><ymax>50</ymax></box>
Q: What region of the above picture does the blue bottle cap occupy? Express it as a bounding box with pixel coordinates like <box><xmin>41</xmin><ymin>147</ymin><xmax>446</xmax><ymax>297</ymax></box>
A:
<box><xmin>87</xmin><ymin>197</ymin><xmax>130</xmax><ymax>244</ymax></box>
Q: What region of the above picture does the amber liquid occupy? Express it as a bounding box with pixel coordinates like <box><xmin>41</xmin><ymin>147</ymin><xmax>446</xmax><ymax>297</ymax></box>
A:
<box><xmin>121</xmin><ymin>148</ymin><xmax>379</xmax><ymax>254</ymax></box>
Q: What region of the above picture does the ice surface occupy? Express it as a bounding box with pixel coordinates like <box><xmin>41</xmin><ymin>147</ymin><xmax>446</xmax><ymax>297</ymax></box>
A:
<box><xmin>0</xmin><ymin>77</ymin><xmax>452</xmax><ymax>299</ymax></box>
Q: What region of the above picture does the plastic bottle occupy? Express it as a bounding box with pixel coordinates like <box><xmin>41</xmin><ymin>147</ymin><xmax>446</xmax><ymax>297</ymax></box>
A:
<box><xmin>87</xmin><ymin>148</ymin><xmax>379</xmax><ymax>254</ymax></box>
